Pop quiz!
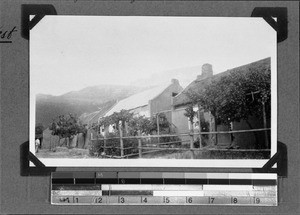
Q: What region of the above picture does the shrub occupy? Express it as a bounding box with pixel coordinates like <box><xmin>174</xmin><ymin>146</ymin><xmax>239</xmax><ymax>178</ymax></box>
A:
<box><xmin>123</xmin><ymin>138</ymin><xmax>139</xmax><ymax>155</ymax></box>
<box><xmin>202</xmin><ymin>150</ymin><xmax>270</xmax><ymax>159</ymax></box>
<box><xmin>193</xmin><ymin>136</ymin><xmax>208</xmax><ymax>148</ymax></box>
<box><xmin>89</xmin><ymin>132</ymin><xmax>140</xmax><ymax>157</ymax></box>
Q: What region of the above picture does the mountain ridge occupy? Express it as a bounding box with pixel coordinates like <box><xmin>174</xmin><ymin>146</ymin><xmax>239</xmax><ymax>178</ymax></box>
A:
<box><xmin>35</xmin><ymin>84</ymin><xmax>148</xmax><ymax>128</ymax></box>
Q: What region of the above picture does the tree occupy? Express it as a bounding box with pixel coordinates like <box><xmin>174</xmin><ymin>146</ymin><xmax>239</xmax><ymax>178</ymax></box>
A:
<box><xmin>185</xmin><ymin>67</ymin><xmax>271</xmax><ymax>148</ymax></box>
<box><xmin>49</xmin><ymin>113</ymin><xmax>87</xmax><ymax>148</ymax></box>
<box><xmin>128</xmin><ymin>113</ymin><xmax>170</xmax><ymax>135</ymax></box>
<box><xmin>35</xmin><ymin>123</ymin><xmax>44</xmax><ymax>149</ymax></box>
<box><xmin>128</xmin><ymin>115</ymin><xmax>152</xmax><ymax>136</ymax></box>
<box><xmin>150</xmin><ymin>113</ymin><xmax>171</xmax><ymax>134</ymax></box>
<box><xmin>96</xmin><ymin>110</ymin><xmax>172</xmax><ymax>136</ymax></box>
<box><xmin>91</xmin><ymin>116</ymin><xmax>112</xmax><ymax>135</ymax></box>
<box><xmin>92</xmin><ymin>110</ymin><xmax>134</xmax><ymax>136</ymax></box>
<box><xmin>35</xmin><ymin>123</ymin><xmax>44</xmax><ymax>138</ymax></box>
<box><xmin>184</xmin><ymin>104</ymin><xmax>196</xmax><ymax>126</ymax></box>
<box><xmin>110</xmin><ymin>110</ymin><xmax>134</xmax><ymax>133</ymax></box>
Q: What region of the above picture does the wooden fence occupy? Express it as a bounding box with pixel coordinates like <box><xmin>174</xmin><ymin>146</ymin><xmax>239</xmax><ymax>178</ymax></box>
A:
<box><xmin>90</xmin><ymin>128</ymin><xmax>271</xmax><ymax>159</ymax></box>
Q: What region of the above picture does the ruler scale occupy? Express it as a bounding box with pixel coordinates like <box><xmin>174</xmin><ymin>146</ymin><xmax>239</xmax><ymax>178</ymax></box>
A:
<box><xmin>51</xmin><ymin>172</ymin><xmax>277</xmax><ymax>206</ymax></box>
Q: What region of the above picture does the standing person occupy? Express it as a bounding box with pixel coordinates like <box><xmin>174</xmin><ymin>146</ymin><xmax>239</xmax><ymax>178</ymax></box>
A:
<box><xmin>35</xmin><ymin>138</ymin><xmax>40</xmax><ymax>153</ymax></box>
<box><xmin>35</xmin><ymin>124</ymin><xmax>44</xmax><ymax>149</ymax></box>
<box><xmin>39</xmin><ymin>137</ymin><xmax>43</xmax><ymax>149</ymax></box>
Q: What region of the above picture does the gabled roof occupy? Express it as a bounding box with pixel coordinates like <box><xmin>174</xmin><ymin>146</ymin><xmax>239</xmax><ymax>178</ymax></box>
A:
<box><xmin>173</xmin><ymin>57</ymin><xmax>271</xmax><ymax>108</ymax></box>
<box><xmin>79</xmin><ymin>101</ymin><xmax>117</xmax><ymax>125</ymax></box>
<box><xmin>104</xmin><ymin>83</ymin><xmax>172</xmax><ymax>117</ymax></box>
<box><xmin>79</xmin><ymin>110</ymin><xmax>103</xmax><ymax>125</ymax></box>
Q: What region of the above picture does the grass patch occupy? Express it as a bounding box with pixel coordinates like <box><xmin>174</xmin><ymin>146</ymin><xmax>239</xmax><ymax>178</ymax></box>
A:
<box><xmin>36</xmin><ymin>146</ymin><xmax>269</xmax><ymax>160</ymax></box>
<box><xmin>36</xmin><ymin>147</ymin><xmax>93</xmax><ymax>158</ymax></box>
<box><xmin>140</xmin><ymin>148</ymin><xmax>270</xmax><ymax>159</ymax></box>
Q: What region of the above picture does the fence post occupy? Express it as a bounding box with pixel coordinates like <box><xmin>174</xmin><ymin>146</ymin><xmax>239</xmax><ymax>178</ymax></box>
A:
<box><xmin>189</xmin><ymin>122</ymin><xmax>195</xmax><ymax>159</ymax></box>
<box><xmin>262</xmin><ymin>101</ymin><xmax>269</xmax><ymax>148</ymax></box>
<box><xmin>138</xmin><ymin>130</ymin><xmax>142</xmax><ymax>158</ymax></box>
<box><xmin>124</xmin><ymin>121</ymin><xmax>128</xmax><ymax>136</ymax></box>
<box><xmin>156</xmin><ymin>113</ymin><xmax>160</xmax><ymax>144</ymax></box>
<box><xmin>199</xmin><ymin>127</ymin><xmax>202</xmax><ymax>149</ymax></box>
<box><xmin>229</xmin><ymin>122</ymin><xmax>233</xmax><ymax>146</ymax></box>
<box><xmin>190</xmin><ymin>133</ymin><xmax>194</xmax><ymax>149</ymax></box>
<box><xmin>119</xmin><ymin>124</ymin><xmax>124</xmax><ymax>158</ymax></box>
<box><xmin>190</xmin><ymin>135</ymin><xmax>195</xmax><ymax>159</ymax></box>
<box><xmin>209</xmin><ymin>112</ymin><xmax>218</xmax><ymax>146</ymax></box>
<box><xmin>197</xmin><ymin>104</ymin><xmax>202</xmax><ymax>149</ymax></box>
<box><xmin>103</xmin><ymin>132</ymin><xmax>107</xmax><ymax>155</ymax></box>
<box><xmin>49</xmin><ymin>135</ymin><xmax>52</xmax><ymax>151</ymax></box>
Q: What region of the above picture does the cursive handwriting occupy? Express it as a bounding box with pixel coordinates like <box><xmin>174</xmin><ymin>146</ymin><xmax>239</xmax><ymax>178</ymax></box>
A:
<box><xmin>0</xmin><ymin>26</ymin><xmax>17</xmax><ymax>40</ymax></box>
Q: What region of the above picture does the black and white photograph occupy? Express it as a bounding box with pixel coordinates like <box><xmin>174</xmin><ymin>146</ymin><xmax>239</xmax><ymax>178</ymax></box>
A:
<box><xmin>30</xmin><ymin>16</ymin><xmax>277</xmax><ymax>167</ymax></box>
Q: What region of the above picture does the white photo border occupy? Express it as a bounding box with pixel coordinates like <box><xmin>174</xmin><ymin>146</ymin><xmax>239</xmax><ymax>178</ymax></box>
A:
<box><xmin>29</xmin><ymin>15</ymin><xmax>277</xmax><ymax>168</ymax></box>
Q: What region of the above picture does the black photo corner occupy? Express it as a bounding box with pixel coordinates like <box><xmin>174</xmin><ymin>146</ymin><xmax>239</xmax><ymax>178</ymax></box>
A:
<box><xmin>20</xmin><ymin>5</ymin><xmax>288</xmax><ymax>177</ymax></box>
<box><xmin>0</xmin><ymin>0</ymin><xmax>298</xmax><ymax>214</ymax></box>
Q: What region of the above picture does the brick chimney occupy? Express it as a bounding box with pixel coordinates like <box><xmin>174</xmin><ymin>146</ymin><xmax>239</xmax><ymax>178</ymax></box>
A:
<box><xmin>171</xmin><ymin>78</ymin><xmax>179</xmax><ymax>85</ymax></box>
<box><xmin>197</xmin><ymin>63</ymin><xmax>213</xmax><ymax>80</ymax></box>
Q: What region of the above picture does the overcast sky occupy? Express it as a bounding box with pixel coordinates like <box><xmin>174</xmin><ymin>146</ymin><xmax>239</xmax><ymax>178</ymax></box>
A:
<box><xmin>30</xmin><ymin>16</ymin><xmax>276</xmax><ymax>96</ymax></box>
